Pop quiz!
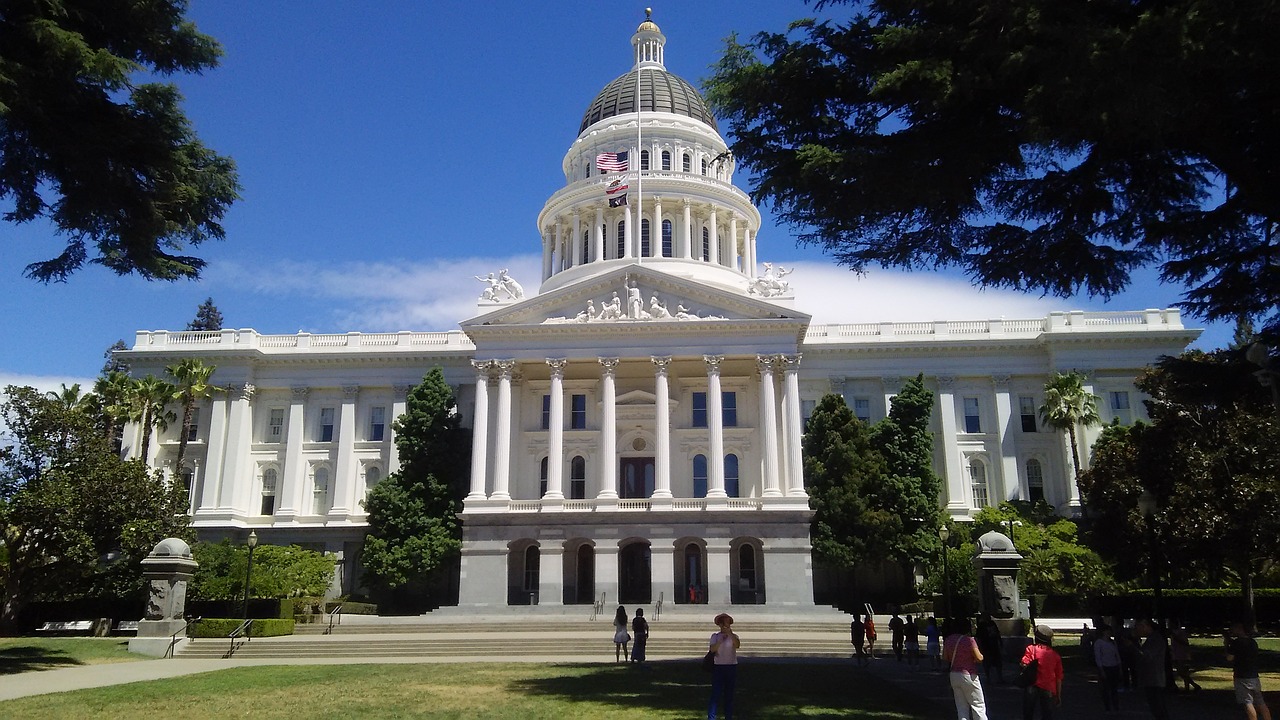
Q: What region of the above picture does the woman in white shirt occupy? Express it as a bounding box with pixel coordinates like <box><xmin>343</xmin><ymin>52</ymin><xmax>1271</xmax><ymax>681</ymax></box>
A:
<box><xmin>708</xmin><ymin>613</ymin><xmax>740</xmax><ymax>720</ymax></box>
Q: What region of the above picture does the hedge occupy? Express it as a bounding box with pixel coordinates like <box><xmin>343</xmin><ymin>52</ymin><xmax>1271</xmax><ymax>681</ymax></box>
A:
<box><xmin>191</xmin><ymin>618</ymin><xmax>295</xmax><ymax>638</ymax></box>
<box><xmin>327</xmin><ymin>600</ymin><xmax>377</xmax><ymax>615</ymax></box>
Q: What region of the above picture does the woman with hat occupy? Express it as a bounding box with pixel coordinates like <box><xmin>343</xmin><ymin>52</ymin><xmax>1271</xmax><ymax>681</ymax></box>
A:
<box><xmin>1021</xmin><ymin>624</ymin><xmax>1064</xmax><ymax>719</ymax></box>
<box><xmin>708</xmin><ymin>613</ymin><xmax>740</xmax><ymax>720</ymax></box>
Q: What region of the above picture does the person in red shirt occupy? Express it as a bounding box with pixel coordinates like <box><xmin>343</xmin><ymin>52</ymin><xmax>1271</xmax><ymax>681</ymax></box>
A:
<box><xmin>1021</xmin><ymin>625</ymin><xmax>1064</xmax><ymax>719</ymax></box>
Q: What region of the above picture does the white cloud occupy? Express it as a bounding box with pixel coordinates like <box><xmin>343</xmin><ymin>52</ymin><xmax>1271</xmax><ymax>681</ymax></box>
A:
<box><xmin>0</xmin><ymin>372</ymin><xmax>97</xmax><ymax>395</ymax></box>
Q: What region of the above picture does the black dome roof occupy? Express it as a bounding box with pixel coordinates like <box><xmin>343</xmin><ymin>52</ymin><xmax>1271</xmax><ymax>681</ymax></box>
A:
<box><xmin>579</xmin><ymin>67</ymin><xmax>718</xmax><ymax>134</ymax></box>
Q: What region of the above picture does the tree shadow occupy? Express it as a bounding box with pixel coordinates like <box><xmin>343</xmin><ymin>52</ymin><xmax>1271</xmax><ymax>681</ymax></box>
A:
<box><xmin>510</xmin><ymin>661</ymin><xmax>942</xmax><ymax>719</ymax></box>
<box><xmin>0</xmin><ymin>645</ymin><xmax>86</xmax><ymax>675</ymax></box>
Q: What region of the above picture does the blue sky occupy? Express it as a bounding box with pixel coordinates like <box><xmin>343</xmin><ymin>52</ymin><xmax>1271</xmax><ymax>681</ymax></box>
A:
<box><xmin>0</xmin><ymin>1</ymin><xmax>1228</xmax><ymax>392</ymax></box>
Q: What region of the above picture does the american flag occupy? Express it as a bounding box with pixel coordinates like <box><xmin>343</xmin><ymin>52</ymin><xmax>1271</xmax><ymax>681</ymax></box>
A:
<box><xmin>606</xmin><ymin>178</ymin><xmax>629</xmax><ymax>195</ymax></box>
<box><xmin>596</xmin><ymin>151</ymin><xmax>629</xmax><ymax>173</ymax></box>
<box><xmin>608</xmin><ymin>193</ymin><xmax>628</xmax><ymax>207</ymax></box>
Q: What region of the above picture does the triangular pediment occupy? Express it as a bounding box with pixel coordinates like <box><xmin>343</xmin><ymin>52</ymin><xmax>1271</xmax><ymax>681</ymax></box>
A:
<box><xmin>616</xmin><ymin>389</ymin><xmax>656</xmax><ymax>405</ymax></box>
<box><xmin>461</xmin><ymin>265</ymin><xmax>810</xmax><ymax>330</ymax></box>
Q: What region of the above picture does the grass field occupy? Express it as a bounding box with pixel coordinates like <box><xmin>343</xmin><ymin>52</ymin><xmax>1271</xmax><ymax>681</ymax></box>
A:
<box><xmin>0</xmin><ymin>638</ymin><xmax>141</xmax><ymax>675</ymax></box>
<box><xmin>0</xmin><ymin>661</ymin><xmax>940</xmax><ymax>719</ymax></box>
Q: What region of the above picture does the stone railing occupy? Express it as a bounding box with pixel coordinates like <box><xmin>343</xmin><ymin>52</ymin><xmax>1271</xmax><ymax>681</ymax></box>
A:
<box><xmin>132</xmin><ymin>329</ymin><xmax>475</xmax><ymax>354</ymax></box>
<box><xmin>804</xmin><ymin>309</ymin><xmax>1186</xmax><ymax>343</ymax></box>
<box><xmin>471</xmin><ymin>497</ymin><xmax>780</xmax><ymax>513</ymax></box>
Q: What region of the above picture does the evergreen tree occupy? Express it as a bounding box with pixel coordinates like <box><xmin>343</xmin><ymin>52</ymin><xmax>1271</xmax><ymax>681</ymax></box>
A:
<box><xmin>361</xmin><ymin>368</ymin><xmax>470</xmax><ymax>608</ymax></box>
<box><xmin>101</xmin><ymin>340</ymin><xmax>130</xmax><ymax>375</ymax></box>
<box><xmin>802</xmin><ymin>394</ymin><xmax>883</xmax><ymax>567</ymax></box>
<box><xmin>1</xmin><ymin>1</ymin><xmax>240</xmax><ymax>281</ymax></box>
<box><xmin>867</xmin><ymin>374</ymin><xmax>943</xmax><ymax>565</ymax></box>
<box><xmin>186</xmin><ymin>298</ymin><xmax>224</xmax><ymax>331</ymax></box>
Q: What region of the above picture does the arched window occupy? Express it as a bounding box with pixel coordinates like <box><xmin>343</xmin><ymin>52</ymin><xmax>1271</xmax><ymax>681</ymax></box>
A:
<box><xmin>539</xmin><ymin>457</ymin><xmax>549</xmax><ymax>497</ymax></box>
<box><xmin>570</xmin><ymin>456</ymin><xmax>586</xmax><ymax>499</ymax></box>
<box><xmin>1026</xmin><ymin>459</ymin><xmax>1045</xmax><ymax>503</ymax></box>
<box><xmin>641</xmin><ymin>219</ymin><xmax>650</xmax><ymax>257</ymax></box>
<box><xmin>738</xmin><ymin>545</ymin><xmax>756</xmax><ymax>590</ymax></box>
<box><xmin>968</xmin><ymin>458</ymin><xmax>989</xmax><ymax>508</ymax></box>
<box><xmin>641</xmin><ymin>150</ymin><xmax>650</xmax><ymax>170</ymax></box>
<box><xmin>617</xmin><ymin>220</ymin><xmax>625</xmax><ymax>259</ymax></box>
<box><xmin>261</xmin><ymin>468</ymin><xmax>277</xmax><ymax>516</ymax></box>
<box><xmin>693</xmin><ymin>454</ymin><xmax>708</xmax><ymax>498</ymax></box>
<box><xmin>661</xmin><ymin>150</ymin><xmax>671</xmax><ymax>170</ymax></box>
<box><xmin>701</xmin><ymin>227</ymin><xmax>710</xmax><ymax>261</ymax></box>
<box><xmin>661</xmin><ymin>219</ymin><xmax>673</xmax><ymax>257</ymax></box>
<box><xmin>523</xmin><ymin>545</ymin><xmax>540</xmax><ymax>592</ymax></box>
<box><xmin>725</xmin><ymin>454</ymin><xmax>740</xmax><ymax>497</ymax></box>
<box><xmin>312</xmin><ymin>467</ymin><xmax>330</xmax><ymax>515</ymax></box>
<box><xmin>682</xmin><ymin>152</ymin><xmax>692</xmax><ymax>173</ymax></box>
<box><xmin>365</xmin><ymin>465</ymin><xmax>381</xmax><ymax>489</ymax></box>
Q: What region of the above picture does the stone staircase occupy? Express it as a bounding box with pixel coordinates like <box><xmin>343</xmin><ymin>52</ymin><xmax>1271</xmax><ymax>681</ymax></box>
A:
<box><xmin>174</xmin><ymin>607</ymin><xmax>863</xmax><ymax>661</ymax></box>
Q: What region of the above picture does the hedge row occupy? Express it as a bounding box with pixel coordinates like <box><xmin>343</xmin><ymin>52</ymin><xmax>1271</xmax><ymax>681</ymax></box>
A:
<box><xmin>192</xmin><ymin>618</ymin><xmax>295</xmax><ymax>638</ymax></box>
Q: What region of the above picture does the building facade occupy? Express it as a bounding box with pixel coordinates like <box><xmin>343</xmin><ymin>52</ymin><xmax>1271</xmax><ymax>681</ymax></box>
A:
<box><xmin>120</xmin><ymin>16</ymin><xmax>1197</xmax><ymax>607</ymax></box>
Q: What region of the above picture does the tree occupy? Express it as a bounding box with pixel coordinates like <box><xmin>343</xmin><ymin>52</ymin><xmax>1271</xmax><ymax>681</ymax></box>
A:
<box><xmin>1039</xmin><ymin>371</ymin><xmax>1101</xmax><ymax>496</ymax></box>
<box><xmin>0</xmin><ymin>385</ymin><xmax>190</xmax><ymax>633</ymax></box>
<box><xmin>866</xmin><ymin>374</ymin><xmax>944</xmax><ymax>565</ymax></box>
<box><xmin>127</xmin><ymin>375</ymin><xmax>176</xmax><ymax>462</ymax></box>
<box><xmin>0</xmin><ymin>1</ymin><xmax>240</xmax><ymax>281</ymax></box>
<box><xmin>1078</xmin><ymin>350</ymin><xmax>1280</xmax><ymax>628</ymax></box>
<box><xmin>101</xmin><ymin>340</ymin><xmax>130</xmax><ymax>376</ymax></box>
<box><xmin>704</xmin><ymin>1</ymin><xmax>1280</xmax><ymax>333</ymax></box>
<box><xmin>361</xmin><ymin>369</ymin><xmax>470</xmax><ymax>607</ymax></box>
<box><xmin>92</xmin><ymin>370</ymin><xmax>134</xmax><ymax>450</ymax></box>
<box><xmin>190</xmin><ymin>541</ymin><xmax>335</xmax><ymax>601</ymax></box>
<box><xmin>186</xmin><ymin>298</ymin><xmax>223</xmax><ymax>331</ymax></box>
<box><xmin>802</xmin><ymin>393</ymin><xmax>883</xmax><ymax>567</ymax></box>
<box><xmin>165</xmin><ymin>358</ymin><xmax>216</xmax><ymax>475</ymax></box>
<box><xmin>971</xmin><ymin>502</ymin><xmax>1116</xmax><ymax>597</ymax></box>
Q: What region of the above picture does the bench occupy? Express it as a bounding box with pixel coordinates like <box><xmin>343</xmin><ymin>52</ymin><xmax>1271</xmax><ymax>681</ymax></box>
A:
<box><xmin>36</xmin><ymin>620</ymin><xmax>95</xmax><ymax>635</ymax></box>
<box><xmin>1036</xmin><ymin>617</ymin><xmax>1094</xmax><ymax>632</ymax></box>
<box><xmin>113</xmin><ymin>620</ymin><xmax>140</xmax><ymax>635</ymax></box>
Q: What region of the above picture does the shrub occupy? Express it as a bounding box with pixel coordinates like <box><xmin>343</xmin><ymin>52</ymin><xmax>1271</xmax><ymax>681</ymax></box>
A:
<box><xmin>191</xmin><ymin>618</ymin><xmax>294</xmax><ymax>638</ymax></box>
<box><xmin>327</xmin><ymin>600</ymin><xmax>377</xmax><ymax>615</ymax></box>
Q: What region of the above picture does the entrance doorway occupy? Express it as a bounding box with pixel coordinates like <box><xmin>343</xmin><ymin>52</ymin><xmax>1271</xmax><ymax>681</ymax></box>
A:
<box><xmin>571</xmin><ymin>544</ymin><xmax>595</xmax><ymax>604</ymax></box>
<box><xmin>620</xmin><ymin>457</ymin><xmax>655</xmax><ymax>498</ymax></box>
<box><xmin>618</xmin><ymin>542</ymin><xmax>652</xmax><ymax>604</ymax></box>
<box><xmin>682</xmin><ymin>543</ymin><xmax>707</xmax><ymax>604</ymax></box>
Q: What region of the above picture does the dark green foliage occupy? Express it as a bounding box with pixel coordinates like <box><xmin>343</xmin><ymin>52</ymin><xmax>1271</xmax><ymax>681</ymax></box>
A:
<box><xmin>866</xmin><ymin>375</ymin><xmax>943</xmax><ymax>564</ymax></box>
<box><xmin>803</xmin><ymin>394</ymin><xmax>882</xmax><ymax>566</ymax></box>
<box><xmin>0</xmin><ymin>0</ymin><xmax>240</xmax><ymax>281</ymax></box>
<box><xmin>191</xmin><ymin>618</ymin><xmax>294</xmax><ymax>638</ymax></box>
<box><xmin>190</xmin><ymin>541</ymin><xmax>335</xmax><ymax>601</ymax></box>
<box><xmin>0</xmin><ymin>385</ymin><xmax>190</xmax><ymax>634</ymax></box>
<box><xmin>1079</xmin><ymin>349</ymin><xmax>1280</xmax><ymax>627</ymax></box>
<box><xmin>704</xmin><ymin>1</ymin><xmax>1280</xmax><ymax>334</ymax></box>
<box><xmin>186</xmin><ymin>298</ymin><xmax>223</xmax><ymax>331</ymax></box>
<box><xmin>361</xmin><ymin>369</ymin><xmax>470</xmax><ymax>601</ymax></box>
<box><xmin>971</xmin><ymin>502</ymin><xmax>1115</xmax><ymax>596</ymax></box>
<box><xmin>100</xmin><ymin>340</ymin><xmax>129</xmax><ymax>375</ymax></box>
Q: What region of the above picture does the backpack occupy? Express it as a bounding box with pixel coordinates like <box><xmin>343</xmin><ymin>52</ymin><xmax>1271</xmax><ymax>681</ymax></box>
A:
<box><xmin>1016</xmin><ymin>646</ymin><xmax>1040</xmax><ymax>688</ymax></box>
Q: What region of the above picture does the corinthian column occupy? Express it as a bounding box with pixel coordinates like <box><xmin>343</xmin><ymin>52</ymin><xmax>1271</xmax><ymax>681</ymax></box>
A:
<box><xmin>545</xmin><ymin>359</ymin><xmax>567</xmax><ymax>500</ymax></box>
<box><xmin>705</xmin><ymin>355</ymin><xmax>727</xmax><ymax>498</ymax></box>
<box><xmin>467</xmin><ymin>361</ymin><xmax>491</xmax><ymax>502</ymax></box>
<box><xmin>779</xmin><ymin>355</ymin><xmax>807</xmax><ymax>497</ymax></box>
<box><xmin>491</xmin><ymin>360</ymin><xmax>516</xmax><ymax>501</ymax></box>
<box><xmin>757</xmin><ymin>356</ymin><xmax>782</xmax><ymax>497</ymax></box>
<box><xmin>652</xmin><ymin>356</ymin><xmax>673</xmax><ymax>499</ymax></box>
<box><xmin>597</xmin><ymin>358</ymin><xmax>619</xmax><ymax>499</ymax></box>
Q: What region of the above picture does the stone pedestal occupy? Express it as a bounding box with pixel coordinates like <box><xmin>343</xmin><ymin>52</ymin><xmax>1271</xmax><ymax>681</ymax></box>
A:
<box><xmin>129</xmin><ymin>538</ymin><xmax>199</xmax><ymax>657</ymax></box>
<box><xmin>972</xmin><ymin>531</ymin><xmax>1024</xmax><ymax>620</ymax></box>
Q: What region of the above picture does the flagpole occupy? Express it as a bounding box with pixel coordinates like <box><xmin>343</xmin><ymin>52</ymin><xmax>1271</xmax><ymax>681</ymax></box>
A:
<box><xmin>635</xmin><ymin>40</ymin><xmax>642</xmax><ymax>263</ymax></box>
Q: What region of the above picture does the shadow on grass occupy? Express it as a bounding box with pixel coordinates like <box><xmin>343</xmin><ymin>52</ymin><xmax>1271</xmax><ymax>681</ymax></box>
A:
<box><xmin>0</xmin><ymin>646</ymin><xmax>84</xmax><ymax>676</ymax></box>
<box><xmin>512</xmin><ymin>661</ymin><xmax>941</xmax><ymax>719</ymax></box>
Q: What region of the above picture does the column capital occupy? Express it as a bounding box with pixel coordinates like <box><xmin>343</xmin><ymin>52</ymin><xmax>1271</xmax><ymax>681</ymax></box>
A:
<box><xmin>703</xmin><ymin>354</ymin><xmax>724</xmax><ymax>375</ymax></box>
<box><xmin>393</xmin><ymin>383</ymin><xmax>415</xmax><ymax>396</ymax></box>
<box><xmin>471</xmin><ymin>359</ymin><xmax>493</xmax><ymax>380</ymax></box>
<box><xmin>233</xmin><ymin>383</ymin><xmax>255</xmax><ymax>401</ymax></box>
<box><xmin>756</xmin><ymin>354</ymin><xmax>776</xmax><ymax>374</ymax></box>
<box><xmin>598</xmin><ymin>357</ymin><xmax>620</xmax><ymax>375</ymax></box>
<box><xmin>547</xmin><ymin>358</ymin><xmax>569</xmax><ymax>377</ymax></box>
<box><xmin>991</xmin><ymin>373</ymin><xmax>1012</xmax><ymax>386</ymax></box>
<box><xmin>342</xmin><ymin>384</ymin><xmax>361</xmax><ymax>398</ymax></box>
<box><xmin>494</xmin><ymin>359</ymin><xmax>517</xmax><ymax>379</ymax></box>
<box><xmin>291</xmin><ymin>386</ymin><xmax>310</xmax><ymax>399</ymax></box>
<box><xmin>936</xmin><ymin>375</ymin><xmax>956</xmax><ymax>389</ymax></box>
<box><xmin>777</xmin><ymin>354</ymin><xmax>802</xmax><ymax>372</ymax></box>
<box><xmin>651</xmin><ymin>356</ymin><xmax>672</xmax><ymax>374</ymax></box>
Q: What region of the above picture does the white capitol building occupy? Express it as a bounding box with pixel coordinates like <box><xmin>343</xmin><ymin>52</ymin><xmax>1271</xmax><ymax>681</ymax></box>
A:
<box><xmin>120</xmin><ymin>16</ymin><xmax>1196</xmax><ymax>608</ymax></box>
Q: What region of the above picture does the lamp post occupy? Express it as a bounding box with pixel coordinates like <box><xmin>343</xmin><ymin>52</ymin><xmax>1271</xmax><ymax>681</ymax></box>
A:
<box><xmin>1006</xmin><ymin>519</ymin><xmax>1023</xmax><ymax>550</ymax></box>
<box><xmin>939</xmin><ymin>525</ymin><xmax>951</xmax><ymax>619</ymax></box>
<box><xmin>242</xmin><ymin>530</ymin><xmax>258</xmax><ymax>620</ymax></box>
<box><xmin>1136</xmin><ymin>491</ymin><xmax>1161</xmax><ymax>626</ymax></box>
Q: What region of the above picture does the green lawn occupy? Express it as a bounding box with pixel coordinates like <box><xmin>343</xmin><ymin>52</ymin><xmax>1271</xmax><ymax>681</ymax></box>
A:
<box><xmin>0</xmin><ymin>661</ymin><xmax>941</xmax><ymax>719</ymax></box>
<box><xmin>0</xmin><ymin>638</ymin><xmax>141</xmax><ymax>675</ymax></box>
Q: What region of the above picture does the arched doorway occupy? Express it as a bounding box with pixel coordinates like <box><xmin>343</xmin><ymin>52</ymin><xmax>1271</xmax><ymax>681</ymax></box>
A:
<box><xmin>731</xmin><ymin>541</ymin><xmax>765</xmax><ymax>605</ymax></box>
<box><xmin>618</xmin><ymin>542</ymin><xmax>651</xmax><ymax>604</ymax></box>
<box><xmin>680</xmin><ymin>542</ymin><xmax>707</xmax><ymax>604</ymax></box>
<box><xmin>565</xmin><ymin>542</ymin><xmax>596</xmax><ymax>604</ymax></box>
<box><xmin>506</xmin><ymin>541</ymin><xmax>539</xmax><ymax>605</ymax></box>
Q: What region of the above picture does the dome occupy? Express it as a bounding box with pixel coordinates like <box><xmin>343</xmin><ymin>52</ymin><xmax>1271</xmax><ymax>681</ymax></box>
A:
<box><xmin>579</xmin><ymin>67</ymin><xmax>718</xmax><ymax>134</ymax></box>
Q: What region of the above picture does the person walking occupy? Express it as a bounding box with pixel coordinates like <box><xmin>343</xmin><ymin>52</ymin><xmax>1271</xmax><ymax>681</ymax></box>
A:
<box><xmin>1227</xmin><ymin>621</ymin><xmax>1272</xmax><ymax>720</ymax></box>
<box><xmin>905</xmin><ymin>615</ymin><xmax>921</xmax><ymax>666</ymax></box>
<box><xmin>864</xmin><ymin>614</ymin><xmax>878</xmax><ymax>659</ymax></box>
<box><xmin>976</xmin><ymin>614</ymin><xmax>1005</xmax><ymax>685</ymax></box>
<box><xmin>1020</xmin><ymin>625</ymin><xmax>1064</xmax><ymax>719</ymax></box>
<box><xmin>926</xmin><ymin>616</ymin><xmax>943</xmax><ymax>670</ymax></box>
<box><xmin>612</xmin><ymin>606</ymin><xmax>630</xmax><ymax>663</ymax></box>
<box><xmin>890</xmin><ymin>611</ymin><xmax>906</xmax><ymax>661</ymax></box>
<box><xmin>708</xmin><ymin>613</ymin><xmax>740</xmax><ymax>720</ymax></box>
<box><xmin>943</xmin><ymin>616</ymin><xmax>989</xmax><ymax>720</ymax></box>
<box><xmin>1170</xmin><ymin>626</ymin><xmax>1201</xmax><ymax>692</ymax></box>
<box><xmin>1135</xmin><ymin>618</ymin><xmax>1171</xmax><ymax>720</ymax></box>
<box><xmin>1094</xmin><ymin>625</ymin><xmax>1123</xmax><ymax>712</ymax></box>
<box><xmin>631</xmin><ymin>608</ymin><xmax>649</xmax><ymax>664</ymax></box>
<box><xmin>851</xmin><ymin>612</ymin><xmax>868</xmax><ymax>666</ymax></box>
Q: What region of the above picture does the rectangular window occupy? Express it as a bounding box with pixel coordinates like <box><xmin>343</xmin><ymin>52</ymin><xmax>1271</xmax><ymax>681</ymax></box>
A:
<box><xmin>1111</xmin><ymin>391</ymin><xmax>1132</xmax><ymax>424</ymax></box>
<box><xmin>268</xmin><ymin>408</ymin><xmax>284</xmax><ymax>441</ymax></box>
<box><xmin>541</xmin><ymin>394</ymin><xmax>551</xmax><ymax>430</ymax></box>
<box><xmin>369</xmin><ymin>406</ymin><xmax>386</xmax><ymax>441</ymax></box>
<box><xmin>801</xmin><ymin>399</ymin><xmax>816</xmax><ymax>431</ymax></box>
<box><xmin>571</xmin><ymin>394</ymin><xmax>587</xmax><ymax>429</ymax></box>
<box><xmin>1019</xmin><ymin>395</ymin><xmax>1037</xmax><ymax>432</ymax></box>
<box><xmin>722</xmin><ymin>392</ymin><xmax>738</xmax><ymax>427</ymax></box>
<box><xmin>319</xmin><ymin>407</ymin><xmax>335</xmax><ymax>442</ymax></box>
<box><xmin>692</xmin><ymin>392</ymin><xmax>708</xmax><ymax>428</ymax></box>
<box><xmin>853</xmin><ymin>398</ymin><xmax>871</xmax><ymax>424</ymax></box>
<box><xmin>187</xmin><ymin>409</ymin><xmax>200</xmax><ymax>441</ymax></box>
<box><xmin>963</xmin><ymin>397</ymin><xmax>982</xmax><ymax>433</ymax></box>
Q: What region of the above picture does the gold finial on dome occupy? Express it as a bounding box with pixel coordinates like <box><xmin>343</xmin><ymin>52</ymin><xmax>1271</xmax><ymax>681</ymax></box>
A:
<box><xmin>638</xmin><ymin>8</ymin><xmax>660</xmax><ymax>33</ymax></box>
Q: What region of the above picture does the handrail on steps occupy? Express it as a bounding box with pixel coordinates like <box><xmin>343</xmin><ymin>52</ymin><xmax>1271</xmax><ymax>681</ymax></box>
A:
<box><xmin>324</xmin><ymin>604</ymin><xmax>344</xmax><ymax>635</ymax></box>
<box><xmin>590</xmin><ymin>592</ymin><xmax>606</xmax><ymax>620</ymax></box>
<box><xmin>225</xmin><ymin>618</ymin><xmax>253</xmax><ymax>658</ymax></box>
<box><xmin>653</xmin><ymin>592</ymin><xmax>663</xmax><ymax>621</ymax></box>
<box><xmin>165</xmin><ymin>616</ymin><xmax>202</xmax><ymax>659</ymax></box>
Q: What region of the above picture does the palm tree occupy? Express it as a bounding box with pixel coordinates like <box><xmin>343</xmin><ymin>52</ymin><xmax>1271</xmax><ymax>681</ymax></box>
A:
<box><xmin>129</xmin><ymin>375</ymin><xmax>176</xmax><ymax>463</ymax></box>
<box><xmin>166</xmin><ymin>358</ymin><xmax>217</xmax><ymax>475</ymax></box>
<box><xmin>92</xmin><ymin>371</ymin><xmax>134</xmax><ymax>450</ymax></box>
<box><xmin>1039</xmin><ymin>370</ymin><xmax>1102</xmax><ymax>497</ymax></box>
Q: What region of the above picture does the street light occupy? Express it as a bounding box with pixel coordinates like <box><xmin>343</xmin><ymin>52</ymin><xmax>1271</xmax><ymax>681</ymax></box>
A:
<box><xmin>242</xmin><ymin>531</ymin><xmax>258</xmax><ymax>620</ymax></box>
<box><xmin>939</xmin><ymin>525</ymin><xmax>951</xmax><ymax>619</ymax></box>
<box><xmin>1136</xmin><ymin>491</ymin><xmax>1161</xmax><ymax>626</ymax></box>
<box><xmin>1006</xmin><ymin>519</ymin><xmax>1023</xmax><ymax>549</ymax></box>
